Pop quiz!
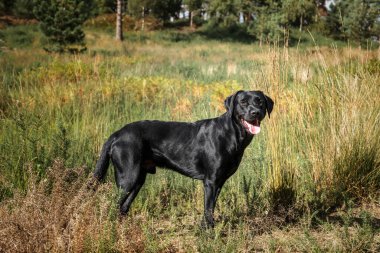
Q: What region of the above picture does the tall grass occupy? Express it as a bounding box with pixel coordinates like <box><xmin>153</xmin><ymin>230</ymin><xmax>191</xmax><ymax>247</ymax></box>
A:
<box><xmin>0</xmin><ymin>26</ymin><xmax>379</xmax><ymax>251</ymax></box>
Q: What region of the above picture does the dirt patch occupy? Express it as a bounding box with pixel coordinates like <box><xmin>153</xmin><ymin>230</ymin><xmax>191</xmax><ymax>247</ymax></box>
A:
<box><xmin>0</xmin><ymin>16</ymin><xmax>38</xmax><ymax>29</ymax></box>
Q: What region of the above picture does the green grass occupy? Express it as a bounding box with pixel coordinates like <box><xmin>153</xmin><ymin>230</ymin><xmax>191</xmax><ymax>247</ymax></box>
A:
<box><xmin>0</xmin><ymin>25</ymin><xmax>379</xmax><ymax>252</ymax></box>
<box><xmin>0</xmin><ymin>24</ymin><xmax>40</xmax><ymax>49</ymax></box>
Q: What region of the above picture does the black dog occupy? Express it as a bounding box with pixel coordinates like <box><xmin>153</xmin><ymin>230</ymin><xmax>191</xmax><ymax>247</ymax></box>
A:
<box><xmin>93</xmin><ymin>90</ymin><xmax>273</xmax><ymax>227</ymax></box>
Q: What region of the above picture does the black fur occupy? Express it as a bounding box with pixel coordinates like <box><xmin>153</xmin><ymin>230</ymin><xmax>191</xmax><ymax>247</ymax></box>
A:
<box><xmin>94</xmin><ymin>90</ymin><xmax>274</xmax><ymax>227</ymax></box>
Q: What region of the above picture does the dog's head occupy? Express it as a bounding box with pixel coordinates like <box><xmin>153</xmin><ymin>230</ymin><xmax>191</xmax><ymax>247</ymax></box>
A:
<box><xmin>224</xmin><ymin>90</ymin><xmax>274</xmax><ymax>135</ymax></box>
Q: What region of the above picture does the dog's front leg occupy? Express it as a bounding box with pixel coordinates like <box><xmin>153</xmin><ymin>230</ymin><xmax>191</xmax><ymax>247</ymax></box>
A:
<box><xmin>202</xmin><ymin>179</ymin><xmax>217</xmax><ymax>228</ymax></box>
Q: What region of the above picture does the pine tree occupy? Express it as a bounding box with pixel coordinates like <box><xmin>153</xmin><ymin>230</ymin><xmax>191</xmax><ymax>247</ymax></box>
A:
<box><xmin>208</xmin><ymin>0</ymin><xmax>241</xmax><ymax>28</ymax></box>
<box><xmin>327</xmin><ymin>0</ymin><xmax>380</xmax><ymax>42</ymax></box>
<box><xmin>33</xmin><ymin>0</ymin><xmax>93</xmax><ymax>53</ymax></box>
<box><xmin>341</xmin><ymin>0</ymin><xmax>379</xmax><ymax>42</ymax></box>
<box><xmin>325</xmin><ymin>1</ymin><xmax>342</xmax><ymax>39</ymax></box>
<box><xmin>282</xmin><ymin>0</ymin><xmax>316</xmax><ymax>31</ymax></box>
<box><xmin>247</xmin><ymin>0</ymin><xmax>286</xmax><ymax>44</ymax></box>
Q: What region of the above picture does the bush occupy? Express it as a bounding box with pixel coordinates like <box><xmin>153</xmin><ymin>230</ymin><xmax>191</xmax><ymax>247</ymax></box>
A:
<box><xmin>12</xmin><ymin>0</ymin><xmax>35</xmax><ymax>19</ymax></box>
<box><xmin>0</xmin><ymin>25</ymin><xmax>37</xmax><ymax>48</ymax></box>
<box><xmin>33</xmin><ymin>0</ymin><xmax>93</xmax><ymax>53</ymax></box>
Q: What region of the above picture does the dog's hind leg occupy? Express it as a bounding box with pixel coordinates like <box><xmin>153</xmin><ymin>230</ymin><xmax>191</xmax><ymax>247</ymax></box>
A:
<box><xmin>118</xmin><ymin>171</ymin><xmax>147</xmax><ymax>215</ymax></box>
<box><xmin>111</xmin><ymin>141</ymin><xmax>147</xmax><ymax>215</ymax></box>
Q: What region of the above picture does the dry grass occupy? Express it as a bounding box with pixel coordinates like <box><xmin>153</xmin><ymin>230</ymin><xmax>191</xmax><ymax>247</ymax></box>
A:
<box><xmin>0</xmin><ymin>161</ymin><xmax>147</xmax><ymax>252</ymax></box>
<box><xmin>0</xmin><ymin>161</ymin><xmax>378</xmax><ymax>252</ymax></box>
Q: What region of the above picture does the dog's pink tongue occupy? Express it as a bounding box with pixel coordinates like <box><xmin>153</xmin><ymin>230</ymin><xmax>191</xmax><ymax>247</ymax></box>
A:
<box><xmin>243</xmin><ymin>120</ymin><xmax>261</xmax><ymax>135</ymax></box>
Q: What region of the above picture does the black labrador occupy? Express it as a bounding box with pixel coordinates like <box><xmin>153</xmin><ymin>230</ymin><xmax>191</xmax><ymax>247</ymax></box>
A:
<box><xmin>93</xmin><ymin>90</ymin><xmax>274</xmax><ymax>227</ymax></box>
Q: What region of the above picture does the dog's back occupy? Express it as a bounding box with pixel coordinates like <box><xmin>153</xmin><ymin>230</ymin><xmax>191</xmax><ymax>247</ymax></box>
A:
<box><xmin>110</xmin><ymin>116</ymin><xmax>236</xmax><ymax>179</ymax></box>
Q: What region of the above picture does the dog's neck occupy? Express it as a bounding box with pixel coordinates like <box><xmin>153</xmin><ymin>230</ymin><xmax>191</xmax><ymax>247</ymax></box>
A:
<box><xmin>237</xmin><ymin>123</ymin><xmax>254</xmax><ymax>149</ymax></box>
<box><xmin>222</xmin><ymin>113</ymin><xmax>254</xmax><ymax>150</ymax></box>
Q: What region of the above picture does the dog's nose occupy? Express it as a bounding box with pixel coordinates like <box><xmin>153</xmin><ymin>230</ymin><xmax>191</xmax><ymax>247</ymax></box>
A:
<box><xmin>250</xmin><ymin>110</ymin><xmax>259</xmax><ymax>117</ymax></box>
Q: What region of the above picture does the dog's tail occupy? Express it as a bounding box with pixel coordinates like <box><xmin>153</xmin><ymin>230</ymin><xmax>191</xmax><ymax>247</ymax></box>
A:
<box><xmin>93</xmin><ymin>137</ymin><xmax>114</xmax><ymax>182</ymax></box>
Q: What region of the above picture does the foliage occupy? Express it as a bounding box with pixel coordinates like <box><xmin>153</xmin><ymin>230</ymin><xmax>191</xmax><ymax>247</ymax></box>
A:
<box><xmin>247</xmin><ymin>0</ymin><xmax>286</xmax><ymax>43</ymax></box>
<box><xmin>0</xmin><ymin>0</ymin><xmax>13</xmax><ymax>15</ymax></box>
<box><xmin>206</xmin><ymin>0</ymin><xmax>317</xmax><ymax>43</ymax></box>
<box><xmin>93</xmin><ymin>0</ymin><xmax>116</xmax><ymax>14</ymax></box>
<box><xmin>128</xmin><ymin>0</ymin><xmax>182</xmax><ymax>22</ymax></box>
<box><xmin>0</xmin><ymin>0</ymin><xmax>5</xmax><ymax>15</ymax></box>
<box><xmin>327</xmin><ymin>0</ymin><xmax>380</xmax><ymax>42</ymax></box>
<box><xmin>127</xmin><ymin>0</ymin><xmax>150</xmax><ymax>18</ymax></box>
<box><xmin>282</xmin><ymin>0</ymin><xmax>316</xmax><ymax>30</ymax></box>
<box><xmin>341</xmin><ymin>0</ymin><xmax>379</xmax><ymax>42</ymax></box>
<box><xmin>185</xmin><ymin>0</ymin><xmax>203</xmax><ymax>12</ymax></box>
<box><xmin>208</xmin><ymin>0</ymin><xmax>241</xmax><ymax>28</ymax></box>
<box><xmin>12</xmin><ymin>0</ymin><xmax>35</xmax><ymax>19</ymax></box>
<box><xmin>4</xmin><ymin>0</ymin><xmax>380</xmax><ymax>44</ymax></box>
<box><xmin>151</xmin><ymin>0</ymin><xmax>182</xmax><ymax>21</ymax></box>
<box><xmin>33</xmin><ymin>0</ymin><xmax>94</xmax><ymax>53</ymax></box>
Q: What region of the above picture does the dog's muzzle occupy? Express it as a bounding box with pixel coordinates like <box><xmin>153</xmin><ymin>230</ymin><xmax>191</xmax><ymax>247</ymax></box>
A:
<box><xmin>241</xmin><ymin>118</ymin><xmax>261</xmax><ymax>135</ymax></box>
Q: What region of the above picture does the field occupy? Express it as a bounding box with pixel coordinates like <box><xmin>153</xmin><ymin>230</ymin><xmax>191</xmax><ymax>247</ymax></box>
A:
<box><xmin>0</xmin><ymin>25</ymin><xmax>379</xmax><ymax>252</ymax></box>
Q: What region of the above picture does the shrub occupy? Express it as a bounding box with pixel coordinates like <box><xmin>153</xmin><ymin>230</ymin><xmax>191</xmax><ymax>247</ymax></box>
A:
<box><xmin>33</xmin><ymin>0</ymin><xmax>93</xmax><ymax>53</ymax></box>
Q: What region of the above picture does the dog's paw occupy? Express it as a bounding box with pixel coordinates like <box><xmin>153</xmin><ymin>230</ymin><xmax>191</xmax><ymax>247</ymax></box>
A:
<box><xmin>200</xmin><ymin>218</ymin><xmax>215</xmax><ymax>230</ymax></box>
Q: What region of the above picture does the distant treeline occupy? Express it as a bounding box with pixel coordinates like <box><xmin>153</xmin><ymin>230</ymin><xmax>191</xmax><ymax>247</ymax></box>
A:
<box><xmin>1</xmin><ymin>0</ymin><xmax>379</xmax><ymax>43</ymax></box>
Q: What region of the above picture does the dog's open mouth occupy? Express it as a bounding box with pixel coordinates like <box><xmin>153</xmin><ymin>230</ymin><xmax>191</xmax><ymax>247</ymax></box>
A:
<box><xmin>241</xmin><ymin>118</ymin><xmax>261</xmax><ymax>135</ymax></box>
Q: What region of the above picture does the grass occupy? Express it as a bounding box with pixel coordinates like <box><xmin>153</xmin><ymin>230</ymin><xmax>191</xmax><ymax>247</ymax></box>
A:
<box><xmin>0</xmin><ymin>25</ymin><xmax>379</xmax><ymax>252</ymax></box>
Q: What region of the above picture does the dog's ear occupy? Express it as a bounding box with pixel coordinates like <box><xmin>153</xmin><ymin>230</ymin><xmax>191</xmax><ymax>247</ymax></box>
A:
<box><xmin>224</xmin><ymin>90</ymin><xmax>243</xmax><ymax>117</ymax></box>
<box><xmin>264</xmin><ymin>94</ymin><xmax>274</xmax><ymax>118</ymax></box>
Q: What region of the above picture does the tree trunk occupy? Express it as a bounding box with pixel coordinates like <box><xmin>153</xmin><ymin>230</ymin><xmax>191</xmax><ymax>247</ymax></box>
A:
<box><xmin>190</xmin><ymin>11</ymin><xmax>193</xmax><ymax>28</ymax></box>
<box><xmin>141</xmin><ymin>6</ymin><xmax>145</xmax><ymax>31</ymax></box>
<box><xmin>116</xmin><ymin>0</ymin><xmax>124</xmax><ymax>41</ymax></box>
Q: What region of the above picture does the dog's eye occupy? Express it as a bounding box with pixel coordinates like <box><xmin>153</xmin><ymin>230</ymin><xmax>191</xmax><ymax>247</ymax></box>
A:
<box><xmin>254</xmin><ymin>98</ymin><xmax>263</xmax><ymax>107</ymax></box>
<box><xmin>240</xmin><ymin>100</ymin><xmax>248</xmax><ymax>106</ymax></box>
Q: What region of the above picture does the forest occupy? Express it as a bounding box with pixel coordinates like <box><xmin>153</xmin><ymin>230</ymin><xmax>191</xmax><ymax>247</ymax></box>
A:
<box><xmin>1</xmin><ymin>0</ymin><xmax>379</xmax><ymax>44</ymax></box>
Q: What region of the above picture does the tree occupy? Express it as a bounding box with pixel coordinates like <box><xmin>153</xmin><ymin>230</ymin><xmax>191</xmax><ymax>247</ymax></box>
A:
<box><xmin>325</xmin><ymin>1</ymin><xmax>342</xmax><ymax>39</ymax></box>
<box><xmin>128</xmin><ymin>0</ymin><xmax>182</xmax><ymax>24</ymax></box>
<box><xmin>282</xmin><ymin>0</ymin><xmax>316</xmax><ymax>31</ymax></box>
<box><xmin>239</xmin><ymin>0</ymin><xmax>255</xmax><ymax>23</ymax></box>
<box><xmin>341</xmin><ymin>0</ymin><xmax>379</xmax><ymax>42</ymax></box>
<box><xmin>184</xmin><ymin>0</ymin><xmax>203</xmax><ymax>27</ymax></box>
<box><xmin>116</xmin><ymin>0</ymin><xmax>124</xmax><ymax>41</ymax></box>
<box><xmin>327</xmin><ymin>0</ymin><xmax>380</xmax><ymax>42</ymax></box>
<box><xmin>128</xmin><ymin>0</ymin><xmax>150</xmax><ymax>18</ymax></box>
<box><xmin>33</xmin><ymin>0</ymin><xmax>93</xmax><ymax>53</ymax></box>
<box><xmin>208</xmin><ymin>0</ymin><xmax>241</xmax><ymax>28</ymax></box>
<box><xmin>247</xmin><ymin>0</ymin><xmax>287</xmax><ymax>44</ymax></box>
<box><xmin>150</xmin><ymin>0</ymin><xmax>182</xmax><ymax>23</ymax></box>
<box><xmin>94</xmin><ymin>0</ymin><xmax>116</xmax><ymax>14</ymax></box>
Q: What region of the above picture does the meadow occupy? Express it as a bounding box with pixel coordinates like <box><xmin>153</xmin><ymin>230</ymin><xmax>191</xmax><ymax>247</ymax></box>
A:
<box><xmin>0</xmin><ymin>25</ymin><xmax>379</xmax><ymax>252</ymax></box>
